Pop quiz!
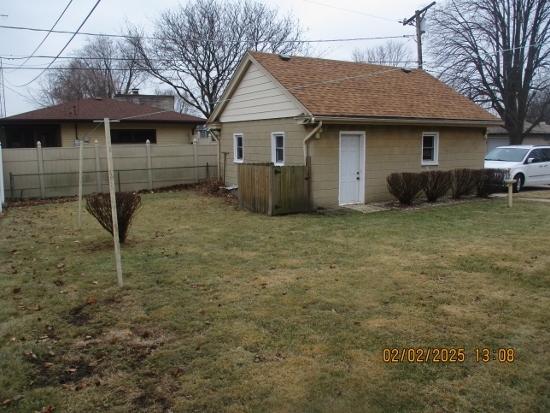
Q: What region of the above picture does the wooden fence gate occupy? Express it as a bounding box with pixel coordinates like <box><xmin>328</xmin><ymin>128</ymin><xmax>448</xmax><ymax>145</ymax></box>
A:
<box><xmin>238</xmin><ymin>163</ymin><xmax>310</xmax><ymax>215</ymax></box>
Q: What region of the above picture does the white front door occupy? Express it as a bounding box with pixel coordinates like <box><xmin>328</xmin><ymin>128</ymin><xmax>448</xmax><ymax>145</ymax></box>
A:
<box><xmin>339</xmin><ymin>132</ymin><xmax>365</xmax><ymax>205</ymax></box>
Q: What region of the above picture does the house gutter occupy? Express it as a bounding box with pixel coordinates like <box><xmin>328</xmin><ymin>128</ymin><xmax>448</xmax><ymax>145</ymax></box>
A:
<box><xmin>303</xmin><ymin>119</ymin><xmax>323</xmax><ymax>163</ymax></box>
<box><xmin>312</xmin><ymin>116</ymin><xmax>502</xmax><ymax>127</ymax></box>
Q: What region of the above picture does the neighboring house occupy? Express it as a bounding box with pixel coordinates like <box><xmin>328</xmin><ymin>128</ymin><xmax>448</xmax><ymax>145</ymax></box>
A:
<box><xmin>0</xmin><ymin>97</ymin><xmax>204</xmax><ymax>148</ymax></box>
<box><xmin>487</xmin><ymin>122</ymin><xmax>550</xmax><ymax>153</ymax></box>
<box><xmin>208</xmin><ymin>51</ymin><xmax>501</xmax><ymax>207</ymax></box>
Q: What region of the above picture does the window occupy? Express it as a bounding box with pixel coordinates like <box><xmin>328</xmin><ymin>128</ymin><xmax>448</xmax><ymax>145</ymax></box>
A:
<box><xmin>110</xmin><ymin>129</ymin><xmax>156</xmax><ymax>144</ymax></box>
<box><xmin>421</xmin><ymin>132</ymin><xmax>439</xmax><ymax>165</ymax></box>
<box><xmin>233</xmin><ymin>133</ymin><xmax>243</xmax><ymax>162</ymax></box>
<box><xmin>526</xmin><ymin>148</ymin><xmax>548</xmax><ymax>163</ymax></box>
<box><xmin>485</xmin><ymin>147</ymin><xmax>529</xmax><ymax>162</ymax></box>
<box><xmin>271</xmin><ymin>132</ymin><xmax>285</xmax><ymax>165</ymax></box>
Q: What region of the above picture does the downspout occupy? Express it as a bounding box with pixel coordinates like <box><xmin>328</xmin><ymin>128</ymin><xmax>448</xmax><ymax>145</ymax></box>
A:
<box><xmin>208</xmin><ymin>129</ymin><xmax>221</xmax><ymax>180</ymax></box>
<box><xmin>303</xmin><ymin>119</ymin><xmax>323</xmax><ymax>163</ymax></box>
<box><xmin>303</xmin><ymin>119</ymin><xmax>322</xmax><ymax>212</ymax></box>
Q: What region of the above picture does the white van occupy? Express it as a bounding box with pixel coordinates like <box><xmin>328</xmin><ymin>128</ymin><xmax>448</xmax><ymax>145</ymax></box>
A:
<box><xmin>485</xmin><ymin>145</ymin><xmax>550</xmax><ymax>192</ymax></box>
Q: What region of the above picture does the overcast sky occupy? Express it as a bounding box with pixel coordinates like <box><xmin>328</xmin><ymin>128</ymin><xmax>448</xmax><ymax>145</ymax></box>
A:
<box><xmin>0</xmin><ymin>0</ymin><xmax>429</xmax><ymax>116</ymax></box>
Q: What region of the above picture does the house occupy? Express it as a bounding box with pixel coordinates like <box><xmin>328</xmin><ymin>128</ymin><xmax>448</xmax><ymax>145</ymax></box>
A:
<box><xmin>487</xmin><ymin>122</ymin><xmax>550</xmax><ymax>153</ymax></box>
<box><xmin>0</xmin><ymin>96</ymin><xmax>204</xmax><ymax>148</ymax></box>
<box><xmin>207</xmin><ymin>52</ymin><xmax>502</xmax><ymax>207</ymax></box>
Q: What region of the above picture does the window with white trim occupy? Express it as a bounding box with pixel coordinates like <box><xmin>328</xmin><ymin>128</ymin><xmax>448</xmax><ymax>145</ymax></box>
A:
<box><xmin>233</xmin><ymin>133</ymin><xmax>243</xmax><ymax>163</ymax></box>
<box><xmin>271</xmin><ymin>132</ymin><xmax>285</xmax><ymax>165</ymax></box>
<box><xmin>421</xmin><ymin>132</ymin><xmax>439</xmax><ymax>165</ymax></box>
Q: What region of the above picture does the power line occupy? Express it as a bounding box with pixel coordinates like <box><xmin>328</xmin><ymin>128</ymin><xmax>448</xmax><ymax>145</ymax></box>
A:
<box><xmin>9</xmin><ymin>0</ymin><xmax>75</xmax><ymax>72</ymax></box>
<box><xmin>301</xmin><ymin>0</ymin><xmax>399</xmax><ymax>22</ymax></box>
<box><xmin>0</xmin><ymin>24</ymin><xmax>414</xmax><ymax>44</ymax></box>
<box><xmin>16</xmin><ymin>0</ymin><xmax>103</xmax><ymax>87</ymax></box>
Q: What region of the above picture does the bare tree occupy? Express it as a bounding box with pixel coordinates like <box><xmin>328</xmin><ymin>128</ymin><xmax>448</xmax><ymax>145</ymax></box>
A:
<box><xmin>127</xmin><ymin>0</ymin><xmax>307</xmax><ymax>118</ymax></box>
<box><xmin>40</xmin><ymin>36</ymin><xmax>146</xmax><ymax>105</ymax></box>
<box><xmin>352</xmin><ymin>41</ymin><xmax>413</xmax><ymax>66</ymax></box>
<box><xmin>527</xmin><ymin>84</ymin><xmax>550</xmax><ymax>123</ymax></box>
<box><xmin>429</xmin><ymin>0</ymin><xmax>550</xmax><ymax>144</ymax></box>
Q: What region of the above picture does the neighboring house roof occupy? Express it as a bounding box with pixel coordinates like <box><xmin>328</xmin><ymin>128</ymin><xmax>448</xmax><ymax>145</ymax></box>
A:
<box><xmin>210</xmin><ymin>51</ymin><xmax>501</xmax><ymax>125</ymax></box>
<box><xmin>0</xmin><ymin>98</ymin><xmax>205</xmax><ymax>124</ymax></box>
<box><xmin>488</xmin><ymin>122</ymin><xmax>550</xmax><ymax>136</ymax></box>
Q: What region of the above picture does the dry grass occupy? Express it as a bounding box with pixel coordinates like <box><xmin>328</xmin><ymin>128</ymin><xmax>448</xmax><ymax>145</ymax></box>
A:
<box><xmin>0</xmin><ymin>191</ymin><xmax>549</xmax><ymax>412</ymax></box>
<box><xmin>516</xmin><ymin>187</ymin><xmax>550</xmax><ymax>199</ymax></box>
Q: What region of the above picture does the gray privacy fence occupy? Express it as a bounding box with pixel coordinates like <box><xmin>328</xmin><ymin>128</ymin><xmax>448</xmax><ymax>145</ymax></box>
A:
<box><xmin>2</xmin><ymin>142</ymin><xmax>218</xmax><ymax>199</ymax></box>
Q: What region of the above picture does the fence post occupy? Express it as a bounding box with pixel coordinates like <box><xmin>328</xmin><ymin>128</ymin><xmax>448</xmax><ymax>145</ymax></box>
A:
<box><xmin>36</xmin><ymin>141</ymin><xmax>45</xmax><ymax>198</ymax></box>
<box><xmin>193</xmin><ymin>140</ymin><xmax>199</xmax><ymax>183</ymax></box>
<box><xmin>117</xmin><ymin>170</ymin><xmax>121</xmax><ymax>192</ymax></box>
<box><xmin>9</xmin><ymin>172</ymin><xmax>14</xmax><ymax>199</ymax></box>
<box><xmin>0</xmin><ymin>143</ymin><xmax>4</xmax><ymax>213</ymax></box>
<box><xmin>94</xmin><ymin>140</ymin><xmax>102</xmax><ymax>192</ymax></box>
<box><xmin>145</xmin><ymin>139</ymin><xmax>153</xmax><ymax>190</ymax></box>
<box><xmin>206</xmin><ymin>162</ymin><xmax>210</xmax><ymax>179</ymax></box>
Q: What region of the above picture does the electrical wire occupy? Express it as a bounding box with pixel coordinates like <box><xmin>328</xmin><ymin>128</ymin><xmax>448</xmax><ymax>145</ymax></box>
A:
<box><xmin>9</xmin><ymin>0</ymin><xmax>75</xmax><ymax>72</ymax></box>
<box><xmin>0</xmin><ymin>24</ymin><xmax>414</xmax><ymax>44</ymax></box>
<box><xmin>15</xmin><ymin>0</ymin><xmax>103</xmax><ymax>87</ymax></box>
<box><xmin>300</xmin><ymin>0</ymin><xmax>399</xmax><ymax>22</ymax></box>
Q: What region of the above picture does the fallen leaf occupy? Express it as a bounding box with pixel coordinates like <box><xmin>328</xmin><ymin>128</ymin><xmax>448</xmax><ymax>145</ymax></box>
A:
<box><xmin>86</xmin><ymin>297</ymin><xmax>97</xmax><ymax>305</ymax></box>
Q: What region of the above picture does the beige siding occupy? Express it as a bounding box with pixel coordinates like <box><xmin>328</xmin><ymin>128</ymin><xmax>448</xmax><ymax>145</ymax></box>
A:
<box><xmin>219</xmin><ymin>118</ymin><xmax>307</xmax><ymax>185</ymax></box>
<box><xmin>220</xmin><ymin>119</ymin><xmax>486</xmax><ymax>208</ymax></box>
<box><xmin>220</xmin><ymin>63</ymin><xmax>303</xmax><ymax>122</ymax></box>
<box><xmin>309</xmin><ymin>125</ymin><xmax>487</xmax><ymax>207</ymax></box>
<box><xmin>60</xmin><ymin>122</ymin><xmax>195</xmax><ymax>147</ymax></box>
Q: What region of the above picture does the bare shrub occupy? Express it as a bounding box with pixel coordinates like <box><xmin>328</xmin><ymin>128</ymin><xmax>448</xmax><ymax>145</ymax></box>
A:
<box><xmin>85</xmin><ymin>192</ymin><xmax>142</xmax><ymax>243</ymax></box>
<box><xmin>421</xmin><ymin>170</ymin><xmax>452</xmax><ymax>202</ymax></box>
<box><xmin>196</xmin><ymin>177</ymin><xmax>225</xmax><ymax>195</ymax></box>
<box><xmin>476</xmin><ymin>169</ymin><xmax>507</xmax><ymax>197</ymax></box>
<box><xmin>386</xmin><ymin>172</ymin><xmax>426</xmax><ymax>206</ymax></box>
<box><xmin>451</xmin><ymin>169</ymin><xmax>479</xmax><ymax>199</ymax></box>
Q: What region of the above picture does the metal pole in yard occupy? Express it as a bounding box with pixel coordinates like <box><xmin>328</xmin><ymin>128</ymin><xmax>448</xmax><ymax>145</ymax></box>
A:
<box><xmin>77</xmin><ymin>140</ymin><xmax>84</xmax><ymax>228</ymax></box>
<box><xmin>95</xmin><ymin>118</ymin><xmax>123</xmax><ymax>287</ymax></box>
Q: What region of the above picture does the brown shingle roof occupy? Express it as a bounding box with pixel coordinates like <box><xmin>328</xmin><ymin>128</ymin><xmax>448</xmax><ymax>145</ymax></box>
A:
<box><xmin>249</xmin><ymin>52</ymin><xmax>499</xmax><ymax>123</ymax></box>
<box><xmin>1</xmin><ymin>98</ymin><xmax>204</xmax><ymax>123</ymax></box>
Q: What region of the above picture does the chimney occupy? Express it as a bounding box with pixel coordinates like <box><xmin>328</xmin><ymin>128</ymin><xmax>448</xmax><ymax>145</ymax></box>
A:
<box><xmin>113</xmin><ymin>92</ymin><xmax>175</xmax><ymax>112</ymax></box>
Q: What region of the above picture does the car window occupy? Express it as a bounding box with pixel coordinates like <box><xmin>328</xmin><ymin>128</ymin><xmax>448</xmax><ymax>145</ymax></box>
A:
<box><xmin>527</xmin><ymin>149</ymin><xmax>545</xmax><ymax>163</ymax></box>
<box><xmin>542</xmin><ymin>148</ymin><xmax>550</xmax><ymax>162</ymax></box>
<box><xmin>485</xmin><ymin>148</ymin><xmax>529</xmax><ymax>162</ymax></box>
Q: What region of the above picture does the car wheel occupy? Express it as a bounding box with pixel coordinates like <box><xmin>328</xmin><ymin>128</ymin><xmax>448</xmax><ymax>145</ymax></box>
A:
<box><xmin>513</xmin><ymin>174</ymin><xmax>524</xmax><ymax>193</ymax></box>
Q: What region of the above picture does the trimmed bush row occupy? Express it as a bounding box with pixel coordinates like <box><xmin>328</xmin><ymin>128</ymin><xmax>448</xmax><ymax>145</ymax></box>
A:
<box><xmin>386</xmin><ymin>169</ymin><xmax>507</xmax><ymax>206</ymax></box>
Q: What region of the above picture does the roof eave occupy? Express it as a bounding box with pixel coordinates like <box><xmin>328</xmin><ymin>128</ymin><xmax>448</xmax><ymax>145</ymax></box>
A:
<box><xmin>0</xmin><ymin>118</ymin><xmax>204</xmax><ymax>124</ymax></box>
<box><xmin>311</xmin><ymin>115</ymin><xmax>503</xmax><ymax>127</ymax></box>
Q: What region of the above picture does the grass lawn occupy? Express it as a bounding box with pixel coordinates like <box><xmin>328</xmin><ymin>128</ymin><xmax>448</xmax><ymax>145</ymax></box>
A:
<box><xmin>1</xmin><ymin>192</ymin><xmax>549</xmax><ymax>412</ymax></box>
<box><xmin>517</xmin><ymin>187</ymin><xmax>550</xmax><ymax>199</ymax></box>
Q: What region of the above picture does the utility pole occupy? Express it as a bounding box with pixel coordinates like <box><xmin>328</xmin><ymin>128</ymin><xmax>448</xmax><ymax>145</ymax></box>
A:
<box><xmin>402</xmin><ymin>1</ymin><xmax>436</xmax><ymax>69</ymax></box>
